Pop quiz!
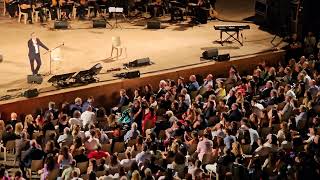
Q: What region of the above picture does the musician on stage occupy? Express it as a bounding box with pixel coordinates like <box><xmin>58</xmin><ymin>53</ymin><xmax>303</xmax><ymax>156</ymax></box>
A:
<box><xmin>193</xmin><ymin>0</ymin><xmax>209</xmax><ymax>22</ymax></box>
<box><xmin>77</xmin><ymin>0</ymin><xmax>87</xmax><ymax>20</ymax></box>
<box><xmin>5</xmin><ymin>0</ymin><xmax>18</xmax><ymax>17</ymax></box>
<box><xmin>33</xmin><ymin>0</ymin><xmax>46</xmax><ymax>22</ymax></box>
<box><xmin>60</xmin><ymin>0</ymin><xmax>74</xmax><ymax>20</ymax></box>
<box><xmin>49</xmin><ymin>0</ymin><xmax>59</xmax><ymax>20</ymax></box>
<box><xmin>148</xmin><ymin>0</ymin><xmax>163</xmax><ymax>18</ymax></box>
<box><xmin>28</xmin><ymin>32</ymin><xmax>50</xmax><ymax>75</ymax></box>
<box><xmin>87</xmin><ymin>0</ymin><xmax>99</xmax><ymax>17</ymax></box>
<box><xmin>19</xmin><ymin>0</ymin><xmax>33</xmax><ymax>23</ymax></box>
<box><xmin>97</xmin><ymin>0</ymin><xmax>109</xmax><ymax>16</ymax></box>
<box><xmin>170</xmin><ymin>0</ymin><xmax>187</xmax><ymax>22</ymax></box>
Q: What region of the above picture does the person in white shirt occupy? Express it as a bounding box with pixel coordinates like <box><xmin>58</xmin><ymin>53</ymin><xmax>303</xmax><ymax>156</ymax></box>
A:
<box><xmin>69</xmin><ymin>110</ymin><xmax>83</xmax><ymax>129</ymax></box>
<box><xmin>181</xmin><ymin>88</ymin><xmax>191</xmax><ymax>107</ymax></box>
<box><xmin>84</xmin><ymin>130</ymin><xmax>100</xmax><ymax>152</ymax></box>
<box><xmin>135</xmin><ymin>144</ymin><xmax>152</xmax><ymax>165</ymax></box>
<box><xmin>203</xmin><ymin>74</ymin><xmax>214</xmax><ymax>90</ymax></box>
<box><xmin>81</xmin><ymin>106</ymin><xmax>96</xmax><ymax>129</ymax></box>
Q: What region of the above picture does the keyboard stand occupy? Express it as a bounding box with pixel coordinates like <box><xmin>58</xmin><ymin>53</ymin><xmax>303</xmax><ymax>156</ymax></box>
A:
<box><xmin>216</xmin><ymin>29</ymin><xmax>244</xmax><ymax>46</ymax></box>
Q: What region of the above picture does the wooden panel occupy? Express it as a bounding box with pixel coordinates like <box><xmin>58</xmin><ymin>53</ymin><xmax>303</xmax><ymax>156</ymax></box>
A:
<box><xmin>0</xmin><ymin>51</ymin><xmax>285</xmax><ymax>120</ymax></box>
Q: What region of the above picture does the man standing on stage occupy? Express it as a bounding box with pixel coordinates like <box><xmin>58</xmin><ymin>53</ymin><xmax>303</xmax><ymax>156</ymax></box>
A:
<box><xmin>28</xmin><ymin>32</ymin><xmax>49</xmax><ymax>75</ymax></box>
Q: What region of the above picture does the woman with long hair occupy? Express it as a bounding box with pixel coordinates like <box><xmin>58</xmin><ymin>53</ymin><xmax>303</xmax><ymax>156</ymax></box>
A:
<box><xmin>143</xmin><ymin>84</ymin><xmax>154</xmax><ymax>101</ymax></box>
<box><xmin>14</xmin><ymin>122</ymin><xmax>24</xmax><ymax>137</ymax></box>
<box><xmin>58</xmin><ymin>114</ymin><xmax>69</xmax><ymax>134</ymax></box>
<box><xmin>142</xmin><ymin>107</ymin><xmax>157</xmax><ymax>134</ymax></box>
<box><xmin>39</xmin><ymin>154</ymin><xmax>57</xmax><ymax>180</ymax></box>
<box><xmin>70</xmin><ymin>136</ymin><xmax>83</xmax><ymax>156</ymax></box>
<box><xmin>87</xmin><ymin>159</ymin><xmax>98</xmax><ymax>175</ymax></box>
<box><xmin>108</xmin><ymin>154</ymin><xmax>121</xmax><ymax>175</ymax></box>
<box><xmin>57</xmin><ymin>146</ymin><xmax>73</xmax><ymax>169</ymax></box>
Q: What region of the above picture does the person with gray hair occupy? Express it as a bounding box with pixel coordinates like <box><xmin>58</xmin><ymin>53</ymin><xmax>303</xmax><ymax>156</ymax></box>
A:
<box><xmin>27</xmin><ymin>32</ymin><xmax>49</xmax><ymax>75</ymax></box>
<box><xmin>69</xmin><ymin>110</ymin><xmax>83</xmax><ymax>128</ymax></box>
<box><xmin>124</xmin><ymin>122</ymin><xmax>140</xmax><ymax>142</ymax></box>
<box><xmin>57</xmin><ymin>127</ymin><xmax>73</xmax><ymax>146</ymax></box>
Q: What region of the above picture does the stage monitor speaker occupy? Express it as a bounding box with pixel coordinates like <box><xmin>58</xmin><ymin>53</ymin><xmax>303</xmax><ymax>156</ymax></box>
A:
<box><xmin>27</xmin><ymin>75</ymin><xmax>43</xmax><ymax>84</ymax></box>
<box><xmin>202</xmin><ymin>48</ymin><xmax>218</xmax><ymax>59</ymax></box>
<box><xmin>217</xmin><ymin>54</ymin><xmax>230</xmax><ymax>62</ymax></box>
<box><xmin>147</xmin><ymin>21</ymin><xmax>161</xmax><ymax>29</ymax></box>
<box><xmin>124</xmin><ymin>71</ymin><xmax>140</xmax><ymax>79</ymax></box>
<box><xmin>93</xmin><ymin>20</ymin><xmax>106</xmax><ymax>28</ymax></box>
<box><xmin>23</xmin><ymin>89</ymin><xmax>39</xmax><ymax>98</ymax></box>
<box><xmin>54</xmin><ymin>21</ymin><xmax>68</xmax><ymax>29</ymax></box>
<box><xmin>129</xmin><ymin>57</ymin><xmax>151</xmax><ymax>67</ymax></box>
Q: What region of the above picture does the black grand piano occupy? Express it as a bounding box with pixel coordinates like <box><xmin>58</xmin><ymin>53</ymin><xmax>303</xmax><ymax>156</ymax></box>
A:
<box><xmin>214</xmin><ymin>25</ymin><xmax>250</xmax><ymax>46</ymax></box>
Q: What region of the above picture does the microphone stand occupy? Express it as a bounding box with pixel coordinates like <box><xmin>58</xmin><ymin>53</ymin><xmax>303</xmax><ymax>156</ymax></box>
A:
<box><xmin>44</xmin><ymin>42</ymin><xmax>64</xmax><ymax>75</ymax></box>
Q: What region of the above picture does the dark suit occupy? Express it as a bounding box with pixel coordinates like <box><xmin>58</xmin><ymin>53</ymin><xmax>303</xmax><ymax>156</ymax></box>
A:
<box><xmin>19</xmin><ymin>146</ymin><xmax>44</xmax><ymax>177</ymax></box>
<box><xmin>28</xmin><ymin>38</ymin><xmax>49</xmax><ymax>75</ymax></box>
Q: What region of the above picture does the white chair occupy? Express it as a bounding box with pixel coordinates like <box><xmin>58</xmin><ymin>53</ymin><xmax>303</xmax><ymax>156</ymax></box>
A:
<box><xmin>18</xmin><ymin>5</ymin><xmax>29</xmax><ymax>24</ymax></box>
<box><xmin>206</xmin><ymin>163</ymin><xmax>218</xmax><ymax>180</ymax></box>
<box><xmin>0</xmin><ymin>140</ymin><xmax>15</xmax><ymax>164</ymax></box>
<box><xmin>44</xmin><ymin>8</ymin><xmax>52</xmax><ymax>21</ymax></box>
<box><xmin>72</xmin><ymin>5</ymin><xmax>77</xmax><ymax>19</ymax></box>
<box><xmin>111</xmin><ymin>36</ymin><xmax>127</xmax><ymax>60</ymax></box>
<box><xmin>33</xmin><ymin>10</ymin><xmax>39</xmax><ymax>23</ymax></box>
<box><xmin>3</xmin><ymin>1</ymin><xmax>6</xmax><ymax>16</ymax></box>
<box><xmin>87</xmin><ymin>6</ymin><xmax>95</xmax><ymax>18</ymax></box>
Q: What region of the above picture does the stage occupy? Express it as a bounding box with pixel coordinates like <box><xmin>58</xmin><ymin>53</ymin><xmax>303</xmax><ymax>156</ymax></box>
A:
<box><xmin>0</xmin><ymin>0</ymin><xmax>285</xmax><ymax>101</ymax></box>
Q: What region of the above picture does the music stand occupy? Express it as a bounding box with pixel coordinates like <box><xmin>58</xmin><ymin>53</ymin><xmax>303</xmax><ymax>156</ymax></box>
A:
<box><xmin>109</xmin><ymin>7</ymin><xmax>128</xmax><ymax>29</ymax></box>
<box><xmin>44</xmin><ymin>43</ymin><xmax>64</xmax><ymax>75</ymax></box>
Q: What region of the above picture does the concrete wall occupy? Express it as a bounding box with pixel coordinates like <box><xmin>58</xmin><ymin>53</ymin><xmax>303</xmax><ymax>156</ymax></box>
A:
<box><xmin>0</xmin><ymin>51</ymin><xmax>285</xmax><ymax>120</ymax></box>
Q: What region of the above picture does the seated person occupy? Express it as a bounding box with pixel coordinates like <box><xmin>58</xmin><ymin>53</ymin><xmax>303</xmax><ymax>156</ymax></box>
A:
<box><xmin>148</xmin><ymin>0</ymin><xmax>163</xmax><ymax>17</ymax></box>
<box><xmin>6</xmin><ymin>0</ymin><xmax>18</xmax><ymax>17</ymax></box>
<box><xmin>60</xmin><ymin>0</ymin><xmax>74</xmax><ymax>20</ymax></box>
<box><xmin>87</xmin><ymin>0</ymin><xmax>99</xmax><ymax>18</ymax></box>
<box><xmin>19</xmin><ymin>0</ymin><xmax>33</xmax><ymax>24</ymax></box>
<box><xmin>170</xmin><ymin>0</ymin><xmax>187</xmax><ymax>21</ymax></box>
<box><xmin>19</xmin><ymin>140</ymin><xmax>45</xmax><ymax>178</ymax></box>
<box><xmin>87</xmin><ymin>145</ymin><xmax>110</xmax><ymax>160</ymax></box>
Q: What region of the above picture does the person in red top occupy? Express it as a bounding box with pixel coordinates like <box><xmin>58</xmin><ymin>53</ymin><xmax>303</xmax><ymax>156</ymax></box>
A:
<box><xmin>87</xmin><ymin>145</ymin><xmax>110</xmax><ymax>160</ymax></box>
<box><xmin>142</xmin><ymin>107</ymin><xmax>157</xmax><ymax>134</ymax></box>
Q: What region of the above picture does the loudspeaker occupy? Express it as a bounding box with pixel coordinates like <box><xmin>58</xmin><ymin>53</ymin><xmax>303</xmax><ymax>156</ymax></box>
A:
<box><xmin>147</xmin><ymin>21</ymin><xmax>161</xmax><ymax>29</ymax></box>
<box><xmin>217</xmin><ymin>54</ymin><xmax>230</xmax><ymax>62</ymax></box>
<box><xmin>124</xmin><ymin>71</ymin><xmax>140</xmax><ymax>79</ymax></box>
<box><xmin>128</xmin><ymin>58</ymin><xmax>151</xmax><ymax>67</ymax></box>
<box><xmin>27</xmin><ymin>75</ymin><xmax>43</xmax><ymax>84</ymax></box>
<box><xmin>202</xmin><ymin>48</ymin><xmax>218</xmax><ymax>59</ymax></box>
<box><xmin>23</xmin><ymin>89</ymin><xmax>39</xmax><ymax>98</ymax></box>
<box><xmin>93</xmin><ymin>20</ymin><xmax>106</xmax><ymax>28</ymax></box>
<box><xmin>54</xmin><ymin>21</ymin><xmax>68</xmax><ymax>29</ymax></box>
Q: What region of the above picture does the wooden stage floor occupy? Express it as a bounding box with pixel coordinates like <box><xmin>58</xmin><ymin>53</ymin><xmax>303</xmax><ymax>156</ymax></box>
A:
<box><xmin>0</xmin><ymin>0</ymin><xmax>285</xmax><ymax>100</ymax></box>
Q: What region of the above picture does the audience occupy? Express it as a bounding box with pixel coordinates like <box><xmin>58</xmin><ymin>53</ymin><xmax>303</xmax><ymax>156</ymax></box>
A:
<box><xmin>1</xmin><ymin>36</ymin><xmax>320</xmax><ymax>179</ymax></box>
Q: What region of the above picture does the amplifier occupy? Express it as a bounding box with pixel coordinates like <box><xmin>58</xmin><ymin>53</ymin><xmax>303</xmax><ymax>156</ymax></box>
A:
<box><xmin>147</xmin><ymin>21</ymin><xmax>161</xmax><ymax>29</ymax></box>
<box><xmin>54</xmin><ymin>20</ymin><xmax>68</xmax><ymax>29</ymax></box>
<box><xmin>202</xmin><ymin>48</ymin><xmax>218</xmax><ymax>59</ymax></box>
<box><xmin>93</xmin><ymin>20</ymin><xmax>106</xmax><ymax>28</ymax></box>
<box><xmin>128</xmin><ymin>57</ymin><xmax>151</xmax><ymax>67</ymax></box>
<box><xmin>23</xmin><ymin>89</ymin><xmax>39</xmax><ymax>98</ymax></box>
<box><xmin>217</xmin><ymin>54</ymin><xmax>230</xmax><ymax>62</ymax></box>
<box><xmin>27</xmin><ymin>74</ymin><xmax>43</xmax><ymax>84</ymax></box>
<box><xmin>125</xmin><ymin>71</ymin><xmax>140</xmax><ymax>79</ymax></box>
